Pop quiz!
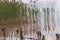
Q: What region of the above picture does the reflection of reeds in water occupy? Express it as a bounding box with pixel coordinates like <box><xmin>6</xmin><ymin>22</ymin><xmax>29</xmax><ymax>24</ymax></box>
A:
<box><xmin>42</xmin><ymin>7</ymin><xmax>55</xmax><ymax>33</ymax></box>
<box><xmin>0</xmin><ymin>5</ymin><xmax>56</xmax><ymax>40</ymax></box>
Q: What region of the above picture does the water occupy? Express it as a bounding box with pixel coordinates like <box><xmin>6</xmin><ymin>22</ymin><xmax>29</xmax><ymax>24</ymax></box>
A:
<box><xmin>25</xmin><ymin>1</ymin><xmax>56</xmax><ymax>40</ymax></box>
<box><xmin>0</xmin><ymin>1</ymin><xmax>58</xmax><ymax>40</ymax></box>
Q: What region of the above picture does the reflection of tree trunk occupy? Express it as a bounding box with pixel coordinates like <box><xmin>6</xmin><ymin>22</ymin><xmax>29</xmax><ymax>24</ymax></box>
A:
<box><xmin>43</xmin><ymin>8</ymin><xmax>47</xmax><ymax>32</ymax></box>
<box><xmin>44</xmin><ymin>13</ymin><xmax>47</xmax><ymax>31</ymax></box>
<box><xmin>47</xmin><ymin>8</ymin><xmax>50</xmax><ymax>32</ymax></box>
<box><xmin>37</xmin><ymin>31</ymin><xmax>41</xmax><ymax>40</ymax></box>
<box><xmin>35</xmin><ymin>16</ymin><xmax>37</xmax><ymax>33</ymax></box>
<box><xmin>20</xmin><ymin>27</ymin><xmax>23</xmax><ymax>40</ymax></box>
<box><xmin>2</xmin><ymin>26</ymin><xmax>6</xmax><ymax>40</ymax></box>
<box><xmin>26</xmin><ymin>13</ymin><xmax>28</xmax><ymax>35</ymax></box>
<box><xmin>33</xmin><ymin>11</ymin><xmax>35</xmax><ymax>40</ymax></box>
<box><xmin>38</xmin><ymin>13</ymin><xmax>41</xmax><ymax>31</ymax></box>
<box><xmin>51</xmin><ymin>8</ymin><xmax>55</xmax><ymax>31</ymax></box>
<box><xmin>56</xmin><ymin>34</ymin><xmax>60</xmax><ymax>40</ymax></box>
<box><xmin>42</xmin><ymin>35</ymin><xmax>45</xmax><ymax>40</ymax></box>
<box><xmin>12</xmin><ymin>0</ymin><xmax>15</xmax><ymax>3</ymax></box>
<box><xmin>3</xmin><ymin>0</ymin><xmax>8</xmax><ymax>2</ymax></box>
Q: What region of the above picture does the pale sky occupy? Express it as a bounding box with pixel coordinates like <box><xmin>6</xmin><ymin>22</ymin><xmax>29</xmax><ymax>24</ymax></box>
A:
<box><xmin>22</xmin><ymin>0</ymin><xmax>60</xmax><ymax>25</ymax></box>
<box><xmin>22</xmin><ymin>0</ymin><xmax>56</xmax><ymax>3</ymax></box>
